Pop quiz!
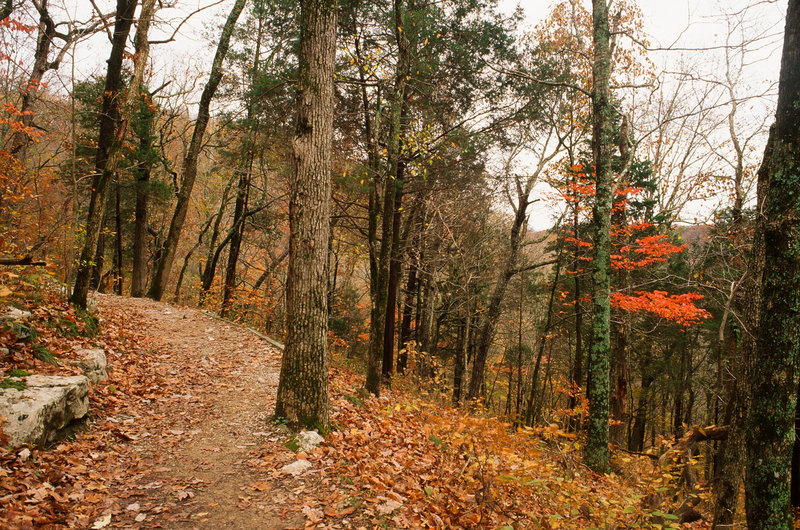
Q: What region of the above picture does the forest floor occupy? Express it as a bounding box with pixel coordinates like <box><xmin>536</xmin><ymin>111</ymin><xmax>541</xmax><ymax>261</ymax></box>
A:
<box><xmin>0</xmin><ymin>289</ymin><xmax>715</xmax><ymax>529</ymax></box>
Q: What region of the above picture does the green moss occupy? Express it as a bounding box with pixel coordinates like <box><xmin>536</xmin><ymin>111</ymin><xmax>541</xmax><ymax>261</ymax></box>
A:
<box><xmin>1</xmin><ymin>378</ymin><xmax>25</xmax><ymax>391</ymax></box>
<box><xmin>284</xmin><ymin>437</ymin><xmax>300</xmax><ymax>452</ymax></box>
<box><xmin>7</xmin><ymin>369</ymin><xmax>31</xmax><ymax>377</ymax></box>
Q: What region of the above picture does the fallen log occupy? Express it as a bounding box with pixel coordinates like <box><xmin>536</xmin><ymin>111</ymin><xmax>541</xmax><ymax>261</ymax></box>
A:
<box><xmin>658</xmin><ymin>425</ymin><xmax>728</xmax><ymax>466</ymax></box>
<box><xmin>0</xmin><ymin>256</ymin><xmax>46</xmax><ymax>266</ymax></box>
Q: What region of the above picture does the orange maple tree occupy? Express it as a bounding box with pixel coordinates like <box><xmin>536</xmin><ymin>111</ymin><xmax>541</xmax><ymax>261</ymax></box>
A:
<box><xmin>552</xmin><ymin>162</ymin><xmax>710</xmax><ymax>327</ymax></box>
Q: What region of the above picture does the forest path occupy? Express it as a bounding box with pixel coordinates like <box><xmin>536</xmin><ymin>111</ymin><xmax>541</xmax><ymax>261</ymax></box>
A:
<box><xmin>94</xmin><ymin>294</ymin><xmax>311</xmax><ymax>529</ymax></box>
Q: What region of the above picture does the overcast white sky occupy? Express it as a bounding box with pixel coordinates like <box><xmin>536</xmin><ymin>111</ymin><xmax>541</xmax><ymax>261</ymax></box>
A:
<box><xmin>45</xmin><ymin>0</ymin><xmax>788</xmax><ymax>229</ymax></box>
<box><xmin>508</xmin><ymin>0</ymin><xmax>787</xmax><ymax>228</ymax></box>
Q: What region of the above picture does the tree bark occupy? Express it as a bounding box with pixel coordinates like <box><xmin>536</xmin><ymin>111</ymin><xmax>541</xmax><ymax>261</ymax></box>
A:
<box><xmin>274</xmin><ymin>0</ymin><xmax>337</xmax><ymax>429</ymax></box>
<box><xmin>221</xmin><ymin>166</ymin><xmax>251</xmax><ymax>316</ymax></box>
<box><xmin>221</xmin><ymin>15</ymin><xmax>264</xmax><ymax>317</ymax></box>
<box><xmin>746</xmin><ymin>0</ymin><xmax>800</xmax><ymax>524</ymax></box>
<box><xmin>567</xmin><ymin>200</ymin><xmax>585</xmax><ymax>431</ymax></box>
<box><xmin>199</xmin><ymin>178</ymin><xmax>235</xmax><ymax>303</ymax></box>
<box><xmin>147</xmin><ymin>0</ymin><xmax>246</xmax><ymax>300</ymax></box>
<box><xmin>585</xmin><ymin>0</ymin><xmax>614</xmax><ymax>474</ymax></box>
<box><xmin>630</xmin><ymin>356</ymin><xmax>654</xmax><ymax>453</ymax></box>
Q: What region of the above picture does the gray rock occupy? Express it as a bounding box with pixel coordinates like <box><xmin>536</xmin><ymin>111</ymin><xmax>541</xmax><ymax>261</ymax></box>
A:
<box><xmin>2</xmin><ymin>306</ymin><xmax>32</xmax><ymax>340</ymax></box>
<box><xmin>86</xmin><ymin>297</ymin><xmax>98</xmax><ymax>313</ymax></box>
<box><xmin>296</xmin><ymin>430</ymin><xmax>324</xmax><ymax>452</ymax></box>
<box><xmin>70</xmin><ymin>348</ymin><xmax>108</xmax><ymax>384</ymax></box>
<box><xmin>0</xmin><ymin>375</ymin><xmax>90</xmax><ymax>447</ymax></box>
<box><xmin>280</xmin><ymin>459</ymin><xmax>312</xmax><ymax>476</ymax></box>
<box><xmin>3</xmin><ymin>307</ymin><xmax>32</xmax><ymax>321</ymax></box>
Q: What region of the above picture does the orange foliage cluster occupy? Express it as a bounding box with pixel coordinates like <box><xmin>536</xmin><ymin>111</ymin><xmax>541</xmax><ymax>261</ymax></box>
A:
<box><xmin>553</xmin><ymin>163</ymin><xmax>709</xmax><ymax>327</ymax></box>
<box><xmin>612</xmin><ymin>234</ymin><xmax>687</xmax><ymax>270</ymax></box>
<box><xmin>611</xmin><ymin>290</ymin><xmax>711</xmax><ymax>327</ymax></box>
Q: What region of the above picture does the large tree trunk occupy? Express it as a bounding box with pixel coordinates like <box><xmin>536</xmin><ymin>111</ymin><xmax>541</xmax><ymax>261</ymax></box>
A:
<box><xmin>792</xmin><ymin>380</ymin><xmax>800</xmax><ymax>507</ymax></box>
<box><xmin>274</xmin><ymin>0</ymin><xmax>337</xmax><ymax>429</ymax></box>
<box><xmin>70</xmin><ymin>0</ymin><xmax>151</xmax><ymax>308</ymax></box>
<box><xmin>584</xmin><ymin>0</ymin><xmax>613</xmax><ymax>473</ymax></box>
<box><xmin>147</xmin><ymin>0</ymin><xmax>246</xmax><ymax>300</ymax></box>
<box><xmin>713</xmin><ymin>131</ymin><xmax>773</xmax><ymax>526</ymax></box>
<box><xmin>745</xmin><ymin>1</ymin><xmax>800</xmax><ymax>525</ymax></box>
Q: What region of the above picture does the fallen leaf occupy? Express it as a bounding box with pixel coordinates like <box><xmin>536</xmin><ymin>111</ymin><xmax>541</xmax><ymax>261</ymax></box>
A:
<box><xmin>251</xmin><ymin>481</ymin><xmax>271</xmax><ymax>492</ymax></box>
<box><xmin>302</xmin><ymin>505</ymin><xmax>324</xmax><ymax>523</ymax></box>
<box><xmin>91</xmin><ymin>514</ymin><xmax>112</xmax><ymax>529</ymax></box>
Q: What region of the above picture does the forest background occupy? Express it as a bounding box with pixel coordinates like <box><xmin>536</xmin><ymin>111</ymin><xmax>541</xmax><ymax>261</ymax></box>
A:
<box><xmin>0</xmin><ymin>0</ymin><xmax>794</xmax><ymax>526</ymax></box>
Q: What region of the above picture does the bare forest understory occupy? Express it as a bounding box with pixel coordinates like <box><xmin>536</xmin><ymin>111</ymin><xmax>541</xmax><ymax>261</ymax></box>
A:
<box><xmin>0</xmin><ymin>291</ymin><xmax>722</xmax><ymax>529</ymax></box>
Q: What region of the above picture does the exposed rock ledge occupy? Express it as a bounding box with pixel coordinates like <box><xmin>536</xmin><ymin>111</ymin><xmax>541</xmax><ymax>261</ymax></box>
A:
<box><xmin>0</xmin><ymin>375</ymin><xmax>90</xmax><ymax>447</ymax></box>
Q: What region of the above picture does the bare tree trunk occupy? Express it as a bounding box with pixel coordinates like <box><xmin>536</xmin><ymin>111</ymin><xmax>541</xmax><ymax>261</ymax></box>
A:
<box><xmin>221</xmin><ymin>167</ymin><xmax>250</xmax><ymax>316</ymax></box>
<box><xmin>712</xmin><ymin>135</ymin><xmax>772</xmax><ymax>526</ymax></box>
<box><xmin>453</xmin><ymin>300</ymin><xmax>471</xmax><ymax>405</ymax></box>
<box><xmin>147</xmin><ymin>0</ymin><xmax>246</xmax><ymax>300</ymax></box>
<box><xmin>398</xmin><ymin>212</ymin><xmax>422</xmax><ymax>373</ymax></box>
<box><xmin>173</xmin><ymin>217</ymin><xmax>213</xmax><ymax>303</ymax></box>
<box><xmin>70</xmin><ymin>0</ymin><xmax>152</xmax><ymax>308</ymax></box>
<box><xmin>525</xmin><ymin>261</ymin><xmax>561</xmax><ymax>426</ymax></box>
<box><xmin>382</xmin><ymin>179</ymin><xmax>404</xmax><ymax>381</ymax></box>
<box><xmin>274</xmin><ymin>0</ymin><xmax>337</xmax><ymax>429</ymax></box>
<box><xmin>199</xmin><ymin>178</ymin><xmax>235</xmax><ymax>303</ymax></box>
<box><xmin>221</xmin><ymin>15</ymin><xmax>264</xmax><ymax>316</ymax></box>
<box><xmin>467</xmin><ymin>185</ymin><xmax>530</xmax><ymax>401</ymax></box>
<box><xmin>365</xmin><ymin>0</ymin><xmax>409</xmax><ymax>396</ymax></box>
<box><xmin>113</xmin><ymin>178</ymin><xmax>124</xmax><ymax>294</ymax></box>
<box><xmin>630</xmin><ymin>356</ymin><xmax>654</xmax><ymax>452</ymax></box>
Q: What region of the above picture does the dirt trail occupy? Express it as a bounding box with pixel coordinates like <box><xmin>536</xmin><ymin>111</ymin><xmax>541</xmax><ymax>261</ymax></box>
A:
<box><xmin>94</xmin><ymin>294</ymin><xmax>311</xmax><ymax>529</ymax></box>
